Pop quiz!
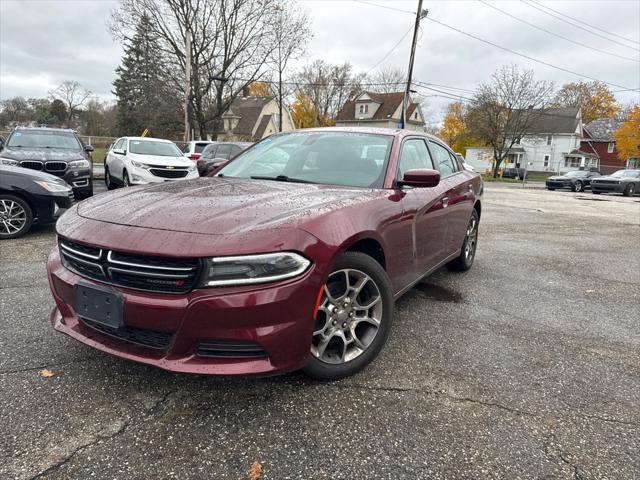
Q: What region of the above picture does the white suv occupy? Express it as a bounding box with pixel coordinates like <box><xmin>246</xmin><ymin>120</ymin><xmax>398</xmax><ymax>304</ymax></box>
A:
<box><xmin>182</xmin><ymin>140</ymin><xmax>216</xmax><ymax>160</ymax></box>
<box><xmin>105</xmin><ymin>137</ymin><xmax>198</xmax><ymax>188</ymax></box>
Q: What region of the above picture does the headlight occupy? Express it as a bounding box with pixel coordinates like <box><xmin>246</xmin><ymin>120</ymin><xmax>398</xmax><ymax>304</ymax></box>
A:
<box><xmin>34</xmin><ymin>180</ymin><xmax>71</xmax><ymax>193</ymax></box>
<box><xmin>200</xmin><ymin>252</ymin><xmax>311</xmax><ymax>287</ymax></box>
<box><xmin>68</xmin><ymin>159</ymin><xmax>90</xmax><ymax>168</ymax></box>
<box><xmin>187</xmin><ymin>164</ymin><xmax>197</xmax><ymax>172</ymax></box>
<box><xmin>0</xmin><ymin>157</ymin><xmax>19</xmax><ymax>166</ymax></box>
<box><xmin>131</xmin><ymin>160</ymin><xmax>151</xmax><ymax>170</ymax></box>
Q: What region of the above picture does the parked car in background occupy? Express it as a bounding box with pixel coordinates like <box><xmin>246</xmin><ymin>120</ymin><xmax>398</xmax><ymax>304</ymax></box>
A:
<box><xmin>0</xmin><ymin>127</ymin><xmax>94</xmax><ymax>198</ymax></box>
<box><xmin>48</xmin><ymin>127</ymin><xmax>482</xmax><ymax>380</ymax></box>
<box><xmin>183</xmin><ymin>140</ymin><xmax>216</xmax><ymax>160</ymax></box>
<box><xmin>501</xmin><ymin>167</ymin><xmax>525</xmax><ymax>180</ymax></box>
<box><xmin>197</xmin><ymin>141</ymin><xmax>252</xmax><ymax>176</ymax></box>
<box><xmin>545</xmin><ymin>170</ymin><xmax>601</xmax><ymax>192</ymax></box>
<box><xmin>591</xmin><ymin>169</ymin><xmax>640</xmax><ymax>196</ymax></box>
<box><xmin>0</xmin><ymin>135</ymin><xmax>5</xmax><ymax>149</ymax></box>
<box><xmin>104</xmin><ymin>137</ymin><xmax>198</xmax><ymax>188</ymax></box>
<box><xmin>0</xmin><ymin>165</ymin><xmax>73</xmax><ymax>239</ymax></box>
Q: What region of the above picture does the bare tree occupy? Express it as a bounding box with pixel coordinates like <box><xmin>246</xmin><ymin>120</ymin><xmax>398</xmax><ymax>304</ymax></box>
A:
<box><xmin>48</xmin><ymin>81</ymin><xmax>92</xmax><ymax>124</ymax></box>
<box><xmin>110</xmin><ymin>0</ymin><xmax>303</xmax><ymax>139</ymax></box>
<box><xmin>466</xmin><ymin>64</ymin><xmax>554</xmax><ymax>177</ymax></box>
<box><xmin>368</xmin><ymin>66</ymin><xmax>406</xmax><ymax>94</ymax></box>
<box><xmin>297</xmin><ymin>60</ymin><xmax>363</xmax><ymax>126</ymax></box>
<box><xmin>269</xmin><ymin>2</ymin><xmax>311</xmax><ymax>131</ymax></box>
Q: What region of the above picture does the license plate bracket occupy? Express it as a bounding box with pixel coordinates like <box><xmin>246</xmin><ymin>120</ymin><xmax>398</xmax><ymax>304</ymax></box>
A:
<box><xmin>75</xmin><ymin>283</ymin><xmax>123</xmax><ymax>328</ymax></box>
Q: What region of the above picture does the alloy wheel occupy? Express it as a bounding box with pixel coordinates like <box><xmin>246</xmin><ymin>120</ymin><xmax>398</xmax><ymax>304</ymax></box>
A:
<box><xmin>464</xmin><ymin>215</ymin><xmax>478</xmax><ymax>262</ymax></box>
<box><xmin>574</xmin><ymin>181</ymin><xmax>583</xmax><ymax>192</ymax></box>
<box><xmin>0</xmin><ymin>199</ymin><xmax>27</xmax><ymax>236</ymax></box>
<box><xmin>311</xmin><ymin>269</ymin><xmax>383</xmax><ymax>364</ymax></box>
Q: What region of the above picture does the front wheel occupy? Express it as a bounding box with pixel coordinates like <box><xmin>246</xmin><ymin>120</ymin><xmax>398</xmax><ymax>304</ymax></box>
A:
<box><xmin>547</xmin><ymin>188</ymin><xmax>555</xmax><ymax>191</ymax></box>
<box><xmin>592</xmin><ymin>190</ymin><xmax>601</xmax><ymax>194</ymax></box>
<box><xmin>303</xmin><ymin>252</ymin><xmax>394</xmax><ymax>380</ymax></box>
<box><xmin>105</xmin><ymin>167</ymin><xmax>116</xmax><ymax>190</ymax></box>
<box><xmin>623</xmin><ymin>183</ymin><xmax>635</xmax><ymax>197</ymax></box>
<box><xmin>0</xmin><ymin>195</ymin><xmax>33</xmax><ymax>239</ymax></box>
<box><xmin>123</xmin><ymin>170</ymin><xmax>130</xmax><ymax>187</ymax></box>
<box><xmin>572</xmin><ymin>181</ymin><xmax>583</xmax><ymax>192</ymax></box>
<box><xmin>448</xmin><ymin>209</ymin><xmax>479</xmax><ymax>271</ymax></box>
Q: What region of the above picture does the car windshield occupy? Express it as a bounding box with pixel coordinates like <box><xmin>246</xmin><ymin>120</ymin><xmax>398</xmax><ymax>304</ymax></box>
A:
<box><xmin>129</xmin><ymin>140</ymin><xmax>182</xmax><ymax>157</ymax></box>
<box><xmin>564</xmin><ymin>171</ymin><xmax>588</xmax><ymax>177</ymax></box>
<box><xmin>7</xmin><ymin>130</ymin><xmax>81</xmax><ymax>150</ymax></box>
<box><xmin>217</xmin><ymin>132</ymin><xmax>393</xmax><ymax>188</ymax></box>
<box><xmin>611</xmin><ymin>170</ymin><xmax>640</xmax><ymax>178</ymax></box>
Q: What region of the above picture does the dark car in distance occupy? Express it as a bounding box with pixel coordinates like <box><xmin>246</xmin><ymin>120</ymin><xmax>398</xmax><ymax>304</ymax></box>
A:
<box><xmin>591</xmin><ymin>169</ymin><xmax>640</xmax><ymax>196</ymax></box>
<box><xmin>197</xmin><ymin>141</ymin><xmax>252</xmax><ymax>176</ymax></box>
<box><xmin>47</xmin><ymin>128</ymin><xmax>482</xmax><ymax>379</ymax></box>
<box><xmin>0</xmin><ymin>165</ymin><xmax>74</xmax><ymax>239</ymax></box>
<box><xmin>0</xmin><ymin>127</ymin><xmax>94</xmax><ymax>198</ymax></box>
<box><xmin>545</xmin><ymin>170</ymin><xmax>600</xmax><ymax>192</ymax></box>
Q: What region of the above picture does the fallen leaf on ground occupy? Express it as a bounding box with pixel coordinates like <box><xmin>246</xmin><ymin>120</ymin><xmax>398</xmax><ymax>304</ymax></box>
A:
<box><xmin>248</xmin><ymin>460</ymin><xmax>263</xmax><ymax>480</ymax></box>
<box><xmin>39</xmin><ymin>369</ymin><xmax>55</xmax><ymax>378</ymax></box>
<box><xmin>585</xmin><ymin>289</ymin><xmax>595</xmax><ymax>293</ymax></box>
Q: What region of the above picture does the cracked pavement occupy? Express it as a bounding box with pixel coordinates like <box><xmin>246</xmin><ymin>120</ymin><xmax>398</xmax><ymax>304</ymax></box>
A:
<box><xmin>1</xmin><ymin>184</ymin><xmax>639</xmax><ymax>479</ymax></box>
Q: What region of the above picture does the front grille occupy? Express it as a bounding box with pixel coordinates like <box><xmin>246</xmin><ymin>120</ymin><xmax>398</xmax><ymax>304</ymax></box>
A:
<box><xmin>196</xmin><ymin>340</ymin><xmax>266</xmax><ymax>358</ymax></box>
<box><xmin>45</xmin><ymin>161</ymin><xmax>67</xmax><ymax>172</ymax></box>
<box><xmin>20</xmin><ymin>160</ymin><xmax>44</xmax><ymax>171</ymax></box>
<box><xmin>59</xmin><ymin>238</ymin><xmax>202</xmax><ymax>294</ymax></box>
<box><xmin>593</xmin><ymin>180</ymin><xmax>619</xmax><ymax>185</ymax></box>
<box><xmin>81</xmin><ymin>318</ymin><xmax>172</xmax><ymax>349</ymax></box>
<box><xmin>149</xmin><ymin>168</ymin><xmax>189</xmax><ymax>179</ymax></box>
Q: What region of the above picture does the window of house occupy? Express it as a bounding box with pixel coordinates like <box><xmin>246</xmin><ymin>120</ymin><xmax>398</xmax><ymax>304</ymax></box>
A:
<box><xmin>564</xmin><ymin>157</ymin><xmax>580</xmax><ymax>168</ymax></box>
<box><xmin>364</xmin><ymin>104</ymin><xmax>369</xmax><ymax>113</ymax></box>
<box><xmin>546</xmin><ymin>135</ymin><xmax>552</xmax><ymax>145</ymax></box>
<box><xmin>414</xmin><ymin>111</ymin><xmax>418</xmax><ymax>120</ymax></box>
<box><xmin>359</xmin><ymin>105</ymin><xmax>364</xmax><ymax>114</ymax></box>
<box><xmin>544</xmin><ymin>155</ymin><xmax>550</xmax><ymax>167</ymax></box>
<box><xmin>607</xmin><ymin>142</ymin><xmax>615</xmax><ymax>153</ymax></box>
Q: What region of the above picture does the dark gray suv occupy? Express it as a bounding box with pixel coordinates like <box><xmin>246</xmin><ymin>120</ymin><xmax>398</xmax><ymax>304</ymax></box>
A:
<box><xmin>0</xmin><ymin>127</ymin><xmax>94</xmax><ymax>198</ymax></box>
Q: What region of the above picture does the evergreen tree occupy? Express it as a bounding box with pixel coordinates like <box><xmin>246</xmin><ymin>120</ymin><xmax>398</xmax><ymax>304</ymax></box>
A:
<box><xmin>112</xmin><ymin>15</ymin><xmax>182</xmax><ymax>138</ymax></box>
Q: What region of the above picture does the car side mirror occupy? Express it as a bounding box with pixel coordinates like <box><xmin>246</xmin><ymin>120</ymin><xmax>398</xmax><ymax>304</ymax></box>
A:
<box><xmin>207</xmin><ymin>160</ymin><xmax>230</xmax><ymax>176</ymax></box>
<box><xmin>113</xmin><ymin>148</ymin><xmax>126</xmax><ymax>156</ymax></box>
<box><xmin>84</xmin><ymin>144</ymin><xmax>94</xmax><ymax>152</ymax></box>
<box><xmin>399</xmin><ymin>169</ymin><xmax>440</xmax><ymax>188</ymax></box>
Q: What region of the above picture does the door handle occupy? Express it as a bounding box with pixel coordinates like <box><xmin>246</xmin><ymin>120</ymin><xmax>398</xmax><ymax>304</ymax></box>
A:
<box><xmin>442</xmin><ymin>196</ymin><xmax>449</xmax><ymax>207</ymax></box>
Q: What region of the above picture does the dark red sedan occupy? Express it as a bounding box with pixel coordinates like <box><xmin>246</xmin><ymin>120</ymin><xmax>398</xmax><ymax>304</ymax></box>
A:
<box><xmin>47</xmin><ymin>128</ymin><xmax>482</xmax><ymax>379</ymax></box>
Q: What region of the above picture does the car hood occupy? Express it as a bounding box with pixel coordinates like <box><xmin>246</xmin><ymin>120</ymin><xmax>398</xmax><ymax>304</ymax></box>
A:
<box><xmin>128</xmin><ymin>152</ymin><xmax>193</xmax><ymax>166</ymax></box>
<box><xmin>592</xmin><ymin>175</ymin><xmax>623</xmax><ymax>181</ymax></box>
<box><xmin>1</xmin><ymin>147</ymin><xmax>85</xmax><ymax>162</ymax></box>
<box><xmin>76</xmin><ymin>177</ymin><xmax>380</xmax><ymax>235</ymax></box>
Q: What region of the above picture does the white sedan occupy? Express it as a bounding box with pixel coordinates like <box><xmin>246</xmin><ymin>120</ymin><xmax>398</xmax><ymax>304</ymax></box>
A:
<box><xmin>105</xmin><ymin>137</ymin><xmax>198</xmax><ymax>188</ymax></box>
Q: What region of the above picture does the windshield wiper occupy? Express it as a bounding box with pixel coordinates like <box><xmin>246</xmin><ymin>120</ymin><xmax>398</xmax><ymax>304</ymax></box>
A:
<box><xmin>250</xmin><ymin>175</ymin><xmax>316</xmax><ymax>184</ymax></box>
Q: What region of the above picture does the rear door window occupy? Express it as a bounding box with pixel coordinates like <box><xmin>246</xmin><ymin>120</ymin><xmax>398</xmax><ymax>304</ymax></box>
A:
<box><xmin>216</xmin><ymin>144</ymin><xmax>232</xmax><ymax>159</ymax></box>
<box><xmin>429</xmin><ymin>141</ymin><xmax>458</xmax><ymax>178</ymax></box>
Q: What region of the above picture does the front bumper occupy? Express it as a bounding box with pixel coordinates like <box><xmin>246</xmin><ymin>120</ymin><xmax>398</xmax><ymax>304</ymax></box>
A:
<box><xmin>47</xmin><ymin>247</ymin><xmax>321</xmax><ymax>376</ymax></box>
<box><xmin>591</xmin><ymin>183</ymin><xmax>624</xmax><ymax>193</ymax></box>
<box><xmin>128</xmin><ymin>168</ymin><xmax>199</xmax><ymax>185</ymax></box>
<box><xmin>546</xmin><ymin>180</ymin><xmax>571</xmax><ymax>189</ymax></box>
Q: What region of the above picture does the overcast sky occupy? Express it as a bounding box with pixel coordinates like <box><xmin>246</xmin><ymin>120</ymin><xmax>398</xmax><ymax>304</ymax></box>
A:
<box><xmin>1</xmin><ymin>0</ymin><xmax>639</xmax><ymax>122</ymax></box>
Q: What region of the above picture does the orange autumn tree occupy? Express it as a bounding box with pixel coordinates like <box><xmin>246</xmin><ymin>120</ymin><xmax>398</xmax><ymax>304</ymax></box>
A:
<box><xmin>613</xmin><ymin>106</ymin><xmax>640</xmax><ymax>163</ymax></box>
<box><xmin>291</xmin><ymin>91</ymin><xmax>333</xmax><ymax>128</ymax></box>
<box><xmin>248</xmin><ymin>81</ymin><xmax>273</xmax><ymax>97</ymax></box>
<box><xmin>438</xmin><ymin>102</ymin><xmax>481</xmax><ymax>154</ymax></box>
<box><xmin>553</xmin><ymin>81</ymin><xmax>619</xmax><ymax>123</ymax></box>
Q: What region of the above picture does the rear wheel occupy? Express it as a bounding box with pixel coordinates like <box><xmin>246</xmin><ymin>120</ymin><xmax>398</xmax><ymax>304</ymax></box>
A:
<box><xmin>572</xmin><ymin>181</ymin><xmax>583</xmax><ymax>192</ymax></box>
<box><xmin>448</xmin><ymin>209</ymin><xmax>479</xmax><ymax>271</ymax></box>
<box><xmin>303</xmin><ymin>252</ymin><xmax>393</xmax><ymax>380</ymax></box>
<box><xmin>623</xmin><ymin>183</ymin><xmax>635</xmax><ymax>197</ymax></box>
<box><xmin>0</xmin><ymin>195</ymin><xmax>33</xmax><ymax>239</ymax></box>
<box><xmin>592</xmin><ymin>190</ymin><xmax>601</xmax><ymax>194</ymax></box>
<box><xmin>547</xmin><ymin>188</ymin><xmax>555</xmax><ymax>191</ymax></box>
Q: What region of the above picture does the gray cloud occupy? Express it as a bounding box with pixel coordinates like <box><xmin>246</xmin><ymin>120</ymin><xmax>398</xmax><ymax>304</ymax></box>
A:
<box><xmin>1</xmin><ymin>0</ymin><xmax>638</xmax><ymax>122</ymax></box>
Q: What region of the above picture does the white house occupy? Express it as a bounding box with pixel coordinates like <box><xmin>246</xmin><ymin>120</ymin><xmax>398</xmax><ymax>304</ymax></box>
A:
<box><xmin>218</xmin><ymin>93</ymin><xmax>295</xmax><ymax>141</ymax></box>
<box><xmin>465</xmin><ymin>108</ymin><xmax>596</xmax><ymax>174</ymax></box>
<box><xmin>335</xmin><ymin>91</ymin><xmax>426</xmax><ymax>131</ymax></box>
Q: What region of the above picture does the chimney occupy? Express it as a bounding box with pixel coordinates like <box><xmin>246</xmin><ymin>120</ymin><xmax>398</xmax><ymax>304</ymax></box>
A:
<box><xmin>243</xmin><ymin>86</ymin><xmax>251</xmax><ymax>98</ymax></box>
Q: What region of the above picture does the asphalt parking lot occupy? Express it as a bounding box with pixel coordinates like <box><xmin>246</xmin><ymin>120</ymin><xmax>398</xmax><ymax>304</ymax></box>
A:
<box><xmin>1</xmin><ymin>183</ymin><xmax>639</xmax><ymax>479</ymax></box>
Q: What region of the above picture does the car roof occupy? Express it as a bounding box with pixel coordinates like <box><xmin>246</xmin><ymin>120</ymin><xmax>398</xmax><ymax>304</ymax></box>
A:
<box><xmin>123</xmin><ymin>137</ymin><xmax>175</xmax><ymax>143</ymax></box>
<box><xmin>285</xmin><ymin>126</ymin><xmax>443</xmax><ymax>142</ymax></box>
<box><xmin>13</xmin><ymin>126</ymin><xmax>76</xmax><ymax>134</ymax></box>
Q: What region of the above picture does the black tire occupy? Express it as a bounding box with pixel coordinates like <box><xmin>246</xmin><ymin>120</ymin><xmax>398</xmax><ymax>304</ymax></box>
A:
<box><xmin>547</xmin><ymin>188</ymin><xmax>555</xmax><ymax>191</ymax></box>
<box><xmin>623</xmin><ymin>183</ymin><xmax>635</xmax><ymax>197</ymax></box>
<box><xmin>105</xmin><ymin>167</ymin><xmax>116</xmax><ymax>190</ymax></box>
<box><xmin>0</xmin><ymin>194</ymin><xmax>33</xmax><ymax>239</ymax></box>
<box><xmin>448</xmin><ymin>209</ymin><xmax>480</xmax><ymax>272</ymax></box>
<box><xmin>123</xmin><ymin>170</ymin><xmax>130</xmax><ymax>187</ymax></box>
<box><xmin>303</xmin><ymin>251</ymin><xmax>394</xmax><ymax>380</ymax></box>
<box><xmin>572</xmin><ymin>181</ymin><xmax>583</xmax><ymax>192</ymax></box>
<box><xmin>592</xmin><ymin>190</ymin><xmax>601</xmax><ymax>194</ymax></box>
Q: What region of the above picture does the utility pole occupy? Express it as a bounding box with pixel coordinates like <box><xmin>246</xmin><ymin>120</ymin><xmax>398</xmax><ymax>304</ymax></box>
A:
<box><xmin>400</xmin><ymin>0</ymin><xmax>427</xmax><ymax>129</ymax></box>
<box><xmin>183</xmin><ymin>29</ymin><xmax>192</xmax><ymax>142</ymax></box>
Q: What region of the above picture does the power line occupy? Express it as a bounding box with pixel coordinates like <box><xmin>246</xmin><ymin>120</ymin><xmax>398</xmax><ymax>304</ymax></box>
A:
<box><xmin>479</xmin><ymin>0</ymin><xmax>639</xmax><ymax>63</ymax></box>
<box><xmin>352</xmin><ymin>0</ymin><xmax>414</xmax><ymax>15</ymax></box>
<box><xmin>366</xmin><ymin>25</ymin><xmax>413</xmax><ymax>74</ymax></box>
<box><xmin>522</xmin><ymin>0</ymin><xmax>640</xmax><ymax>52</ymax></box>
<box><xmin>527</xmin><ymin>0</ymin><xmax>640</xmax><ymax>46</ymax></box>
<box><xmin>423</xmin><ymin>16</ymin><xmax>639</xmax><ymax>92</ymax></box>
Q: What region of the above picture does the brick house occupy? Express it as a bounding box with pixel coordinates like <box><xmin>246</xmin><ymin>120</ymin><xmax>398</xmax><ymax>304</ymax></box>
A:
<box><xmin>335</xmin><ymin>91</ymin><xmax>425</xmax><ymax>131</ymax></box>
<box><xmin>580</xmin><ymin>118</ymin><xmax>634</xmax><ymax>174</ymax></box>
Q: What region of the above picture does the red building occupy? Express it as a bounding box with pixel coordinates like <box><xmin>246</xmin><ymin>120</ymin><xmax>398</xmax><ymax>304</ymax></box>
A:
<box><xmin>581</xmin><ymin>118</ymin><xmax>627</xmax><ymax>175</ymax></box>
